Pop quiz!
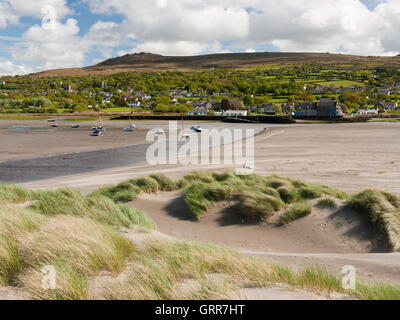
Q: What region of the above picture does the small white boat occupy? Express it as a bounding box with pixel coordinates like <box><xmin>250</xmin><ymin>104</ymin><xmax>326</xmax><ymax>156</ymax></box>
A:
<box><xmin>156</xmin><ymin>129</ymin><xmax>165</xmax><ymax>134</ymax></box>
<box><xmin>191</xmin><ymin>126</ymin><xmax>202</xmax><ymax>133</ymax></box>
<box><xmin>50</xmin><ymin>123</ymin><xmax>58</xmax><ymax>128</ymax></box>
<box><xmin>123</xmin><ymin>123</ymin><xmax>136</xmax><ymax>132</ymax></box>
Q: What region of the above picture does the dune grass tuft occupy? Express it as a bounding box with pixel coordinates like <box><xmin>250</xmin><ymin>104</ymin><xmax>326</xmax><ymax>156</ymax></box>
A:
<box><xmin>317</xmin><ymin>198</ymin><xmax>338</xmax><ymax>209</ymax></box>
<box><xmin>0</xmin><ymin>184</ymin><xmax>35</xmax><ymax>203</ymax></box>
<box><xmin>184</xmin><ymin>182</ymin><xmax>216</xmax><ymax>220</ymax></box>
<box><xmin>350</xmin><ymin>189</ymin><xmax>400</xmax><ymax>251</ymax></box>
<box><xmin>103</xmin><ymin>239</ymin><xmax>273</xmax><ymax>300</ymax></box>
<box><xmin>18</xmin><ymin>215</ymin><xmax>136</xmax><ymax>299</ymax></box>
<box><xmin>101</xmin><ymin>239</ymin><xmax>400</xmax><ymax>300</ymax></box>
<box><xmin>278</xmin><ymin>202</ymin><xmax>312</xmax><ymax>225</ymax></box>
<box><xmin>133</xmin><ymin>177</ymin><xmax>159</xmax><ymax>193</ymax></box>
<box><xmin>91</xmin><ymin>171</ymin><xmax>347</xmax><ymax>223</ymax></box>
<box><xmin>94</xmin><ymin>182</ymin><xmax>142</xmax><ymax>203</ymax></box>
<box><xmin>238</xmin><ymin>190</ymin><xmax>284</xmax><ymax>220</ymax></box>
<box><xmin>355</xmin><ymin>282</ymin><xmax>400</xmax><ymax>300</ymax></box>
<box><xmin>298</xmin><ymin>185</ymin><xmax>323</xmax><ymax>199</ymax></box>
<box><xmin>31</xmin><ymin>188</ymin><xmax>155</xmax><ymax>230</ymax></box>
<box><xmin>180</xmin><ymin>172</ymin><xmax>348</xmax><ymax>221</ymax></box>
<box><xmin>184</xmin><ymin>172</ymin><xmax>215</xmax><ymax>184</ymax></box>
<box><xmin>149</xmin><ymin>173</ymin><xmax>180</xmax><ymax>191</ymax></box>
<box><xmin>94</xmin><ymin>175</ymin><xmax>182</xmax><ymax>203</ymax></box>
<box><xmin>0</xmin><ymin>205</ymin><xmax>46</xmax><ymax>285</ymax></box>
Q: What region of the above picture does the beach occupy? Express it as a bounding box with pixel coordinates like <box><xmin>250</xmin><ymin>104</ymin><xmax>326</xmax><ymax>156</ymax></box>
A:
<box><xmin>2</xmin><ymin>120</ymin><xmax>397</xmax><ymax>195</ymax></box>
<box><xmin>2</xmin><ymin>119</ymin><xmax>400</xmax><ymax>288</ymax></box>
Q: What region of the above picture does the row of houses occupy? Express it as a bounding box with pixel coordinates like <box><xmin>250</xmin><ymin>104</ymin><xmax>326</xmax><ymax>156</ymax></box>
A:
<box><xmin>356</xmin><ymin>101</ymin><xmax>399</xmax><ymax>115</ymax></box>
<box><xmin>187</xmin><ymin>98</ymin><xmax>344</xmax><ymax>117</ymax></box>
<box><xmin>381</xmin><ymin>101</ymin><xmax>398</xmax><ymax>110</ymax></box>
<box><xmin>372</xmin><ymin>83</ymin><xmax>400</xmax><ymax>96</ymax></box>
<box><xmin>188</xmin><ymin>107</ymin><xmax>247</xmax><ymax>117</ymax></box>
<box><xmin>293</xmin><ymin>98</ymin><xmax>344</xmax><ymax>117</ymax></box>
<box><xmin>309</xmin><ymin>85</ymin><xmax>365</xmax><ymax>95</ymax></box>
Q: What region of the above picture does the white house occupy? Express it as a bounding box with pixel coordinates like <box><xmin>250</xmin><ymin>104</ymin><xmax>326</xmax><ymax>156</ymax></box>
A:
<box><xmin>129</xmin><ymin>101</ymin><xmax>141</xmax><ymax>108</ymax></box>
<box><xmin>188</xmin><ymin>107</ymin><xmax>209</xmax><ymax>116</ymax></box>
<box><xmin>220</xmin><ymin>92</ymin><xmax>232</xmax><ymax>98</ymax></box>
<box><xmin>357</xmin><ymin>108</ymin><xmax>378</xmax><ymax>115</ymax></box>
<box><xmin>223</xmin><ymin>110</ymin><xmax>248</xmax><ymax>117</ymax></box>
<box><xmin>383</xmin><ymin>102</ymin><xmax>398</xmax><ymax>110</ymax></box>
<box><xmin>260</xmin><ymin>103</ymin><xmax>276</xmax><ymax>114</ymax></box>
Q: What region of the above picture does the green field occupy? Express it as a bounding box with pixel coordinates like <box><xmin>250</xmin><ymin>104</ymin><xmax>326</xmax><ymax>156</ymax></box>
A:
<box><xmin>64</xmin><ymin>117</ymin><xmax>98</xmax><ymax>122</ymax></box>
<box><xmin>103</xmin><ymin>107</ymin><xmax>132</xmax><ymax>113</ymax></box>
<box><xmin>0</xmin><ymin>115</ymin><xmax>48</xmax><ymax>120</ymax></box>
<box><xmin>314</xmin><ymin>80</ymin><xmax>366</xmax><ymax>88</ymax></box>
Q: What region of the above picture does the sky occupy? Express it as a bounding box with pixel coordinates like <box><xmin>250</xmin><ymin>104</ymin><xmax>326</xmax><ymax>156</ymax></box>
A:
<box><xmin>0</xmin><ymin>0</ymin><xmax>398</xmax><ymax>76</ymax></box>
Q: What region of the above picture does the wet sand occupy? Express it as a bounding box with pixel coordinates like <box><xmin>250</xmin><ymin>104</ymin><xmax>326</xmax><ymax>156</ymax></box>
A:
<box><xmin>0</xmin><ymin>119</ymin><xmax>267</xmax><ymax>183</ymax></box>
<box><xmin>0</xmin><ymin>119</ymin><xmax>150</xmax><ymax>161</ymax></box>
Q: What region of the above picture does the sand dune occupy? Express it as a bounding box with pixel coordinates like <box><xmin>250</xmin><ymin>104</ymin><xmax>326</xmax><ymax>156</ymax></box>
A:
<box><xmin>131</xmin><ymin>192</ymin><xmax>381</xmax><ymax>254</ymax></box>
<box><xmin>130</xmin><ymin>191</ymin><xmax>400</xmax><ymax>285</ymax></box>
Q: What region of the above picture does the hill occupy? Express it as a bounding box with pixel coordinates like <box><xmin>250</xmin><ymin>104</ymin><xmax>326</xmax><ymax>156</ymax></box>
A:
<box><xmin>33</xmin><ymin>51</ymin><xmax>400</xmax><ymax>77</ymax></box>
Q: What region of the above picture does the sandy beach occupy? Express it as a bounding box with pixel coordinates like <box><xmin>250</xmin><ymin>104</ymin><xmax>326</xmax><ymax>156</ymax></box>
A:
<box><xmin>2</xmin><ymin>119</ymin><xmax>400</xmax><ymax>286</ymax></box>
<box><xmin>8</xmin><ymin>120</ymin><xmax>399</xmax><ymax>195</ymax></box>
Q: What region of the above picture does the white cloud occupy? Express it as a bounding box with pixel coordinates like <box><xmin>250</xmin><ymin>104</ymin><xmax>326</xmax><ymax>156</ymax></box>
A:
<box><xmin>0</xmin><ymin>2</ymin><xmax>18</xmax><ymax>28</ymax></box>
<box><xmin>0</xmin><ymin>0</ymin><xmax>72</xmax><ymax>28</ymax></box>
<box><xmin>12</xmin><ymin>14</ymin><xmax>85</xmax><ymax>70</ymax></box>
<box><xmin>83</xmin><ymin>0</ymin><xmax>250</xmax><ymax>56</ymax></box>
<box><xmin>131</xmin><ymin>41</ymin><xmax>208</xmax><ymax>56</ymax></box>
<box><xmin>9</xmin><ymin>0</ymin><xmax>72</xmax><ymax>19</ymax></box>
<box><xmin>3</xmin><ymin>0</ymin><xmax>400</xmax><ymax>75</ymax></box>
<box><xmin>84</xmin><ymin>20</ymin><xmax>135</xmax><ymax>51</ymax></box>
<box><xmin>84</xmin><ymin>0</ymin><xmax>400</xmax><ymax>57</ymax></box>
<box><xmin>0</xmin><ymin>59</ymin><xmax>36</xmax><ymax>76</ymax></box>
<box><xmin>85</xmin><ymin>0</ymin><xmax>249</xmax><ymax>42</ymax></box>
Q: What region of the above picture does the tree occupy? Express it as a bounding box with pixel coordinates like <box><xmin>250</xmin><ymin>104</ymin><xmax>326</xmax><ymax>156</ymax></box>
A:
<box><xmin>220</xmin><ymin>98</ymin><xmax>230</xmax><ymax>111</ymax></box>
<box><xmin>243</xmin><ymin>95</ymin><xmax>254</xmax><ymax>106</ymax></box>
<box><xmin>228</xmin><ymin>98</ymin><xmax>243</xmax><ymax>110</ymax></box>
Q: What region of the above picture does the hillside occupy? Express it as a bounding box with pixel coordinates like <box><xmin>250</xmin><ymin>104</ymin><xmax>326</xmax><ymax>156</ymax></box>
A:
<box><xmin>33</xmin><ymin>52</ymin><xmax>400</xmax><ymax>77</ymax></box>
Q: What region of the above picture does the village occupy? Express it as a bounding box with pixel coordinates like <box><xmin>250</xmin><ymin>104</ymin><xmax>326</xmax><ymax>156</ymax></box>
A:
<box><xmin>1</xmin><ymin>67</ymin><xmax>400</xmax><ymax>119</ymax></box>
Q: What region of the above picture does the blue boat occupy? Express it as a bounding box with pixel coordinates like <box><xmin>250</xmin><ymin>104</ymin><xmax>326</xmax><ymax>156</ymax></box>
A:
<box><xmin>90</xmin><ymin>130</ymin><xmax>102</xmax><ymax>136</ymax></box>
<box><xmin>191</xmin><ymin>126</ymin><xmax>202</xmax><ymax>133</ymax></box>
<box><xmin>71</xmin><ymin>125</ymin><xmax>80</xmax><ymax>128</ymax></box>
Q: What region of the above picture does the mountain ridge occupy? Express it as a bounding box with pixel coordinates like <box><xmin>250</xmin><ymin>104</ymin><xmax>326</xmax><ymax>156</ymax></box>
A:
<box><xmin>32</xmin><ymin>51</ymin><xmax>400</xmax><ymax>77</ymax></box>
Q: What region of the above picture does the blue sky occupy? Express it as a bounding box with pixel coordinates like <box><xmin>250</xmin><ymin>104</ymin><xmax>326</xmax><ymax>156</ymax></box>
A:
<box><xmin>0</xmin><ymin>0</ymin><xmax>397</xmax><ymax>75</ymax></box>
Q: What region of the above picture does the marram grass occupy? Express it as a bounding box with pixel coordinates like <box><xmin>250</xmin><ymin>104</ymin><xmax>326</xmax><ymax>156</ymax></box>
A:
<box><xmin>0</xmin><ymin>175</ymin><xmax>399</xmax><ymax>300</ymax></box>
